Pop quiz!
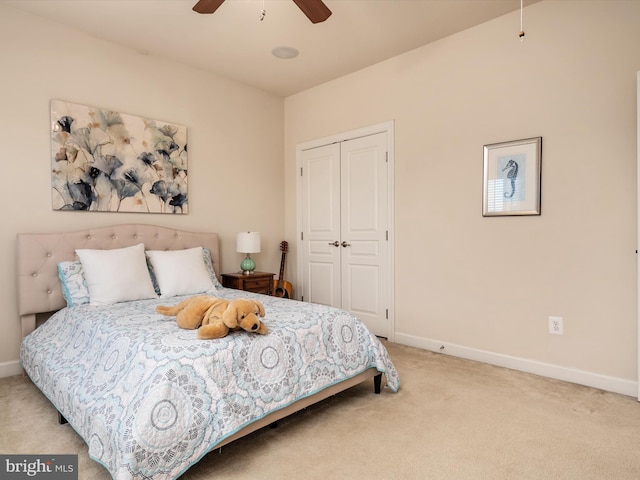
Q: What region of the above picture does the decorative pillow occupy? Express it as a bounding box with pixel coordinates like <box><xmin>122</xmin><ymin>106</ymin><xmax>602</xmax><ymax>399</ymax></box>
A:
<box><xmin>145</xmin><ymin>246</ymin><xmax>216</xmax><ymax>298</ymax></box>
<box><xmin>146</xmin><ymin>255</ymin><xmax>162</xmax><ymax>296</ymax></box>
<box><xmin>58</xmin><ymin>247</ymin><xmax>219</xmax><ymax>305</ymax></box>
<box><xmin>57</xmin><ymin>260</ymin><xmax>90</xmax><ymax>307</ymax></box>
<box><xmin>76</xmin><ymin>243</ymin><xmax>157</xmax><ymax>305</ymax></box>
<box><xmin>202</xmin><ymin>247</ymin><xmax>220</xmax><ymax>287</ymax></box>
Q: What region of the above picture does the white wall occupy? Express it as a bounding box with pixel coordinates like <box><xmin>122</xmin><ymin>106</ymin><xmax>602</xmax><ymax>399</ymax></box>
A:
<box><xmin>284</xmin><ymin>0</ymin><xmax>640</xmax><ymax>395</ymax></box>
<box><xmin>0</xmin><ymin>5</ymin><xmax>284</xmax><ymax>372</ymax></box>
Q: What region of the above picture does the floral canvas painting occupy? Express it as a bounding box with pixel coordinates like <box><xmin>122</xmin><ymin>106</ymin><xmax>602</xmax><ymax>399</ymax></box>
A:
<box><xmin>51</xmin><ymin>100</ymin><xmax>188</xmax><ymax>213</ymax></box>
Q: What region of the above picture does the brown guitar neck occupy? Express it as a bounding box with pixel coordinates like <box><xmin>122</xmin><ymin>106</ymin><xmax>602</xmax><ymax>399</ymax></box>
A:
<box><xmin>278</xmin><ymin>251</ymin><xmax>286</xmax><ymax>280</ymax></box>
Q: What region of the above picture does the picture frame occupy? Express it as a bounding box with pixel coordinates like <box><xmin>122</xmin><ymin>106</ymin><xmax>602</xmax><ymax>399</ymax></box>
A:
<box><xmin>50</xmin><ymin>99</ymin><xmax>188</xmax><ymax>214</ymax></box>
<box><xmin>482</xmin><ymin>137</ymin><xmax>542</xmax><ymax>216</ymax></box>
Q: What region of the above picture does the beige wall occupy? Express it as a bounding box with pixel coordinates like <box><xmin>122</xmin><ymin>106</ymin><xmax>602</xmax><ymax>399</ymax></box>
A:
<box><xmin>284</xmin><ymin>0</ymin><xmax>640</xmax><ymax>394</ymax></box>
<box><xmin>0</xmin><ymin>5</ymin><xmax>284</xmax><ymax>370</ymax></box>
<box><xmin>2</xmin><ymin>0</ymin><xmax>639</xmax><ymax>396</ymax></box>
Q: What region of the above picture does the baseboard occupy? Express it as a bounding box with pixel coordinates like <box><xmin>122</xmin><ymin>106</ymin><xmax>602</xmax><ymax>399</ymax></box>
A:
<box><xmin>394</xmin><ymin>333</ymin><xmax>638</xmax><ymax>398</ymax></box>
<box><xmin>0</xmin><ymin>360</ymin><xmax>23</xmax><ymax>378</ymax></box>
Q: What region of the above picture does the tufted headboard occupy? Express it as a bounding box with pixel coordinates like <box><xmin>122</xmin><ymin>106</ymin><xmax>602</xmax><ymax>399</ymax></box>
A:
<box><xmin>16</xmin><ymin>224</ymin><xmax>220</xmax><ymax>337</ymax></box>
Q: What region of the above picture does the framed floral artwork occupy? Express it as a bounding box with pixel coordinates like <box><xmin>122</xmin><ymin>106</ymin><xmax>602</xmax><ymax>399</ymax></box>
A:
<box><xmin>51</xmin><ymin>100</ymin><xmax>188</xmax><ymax>213</ymax></box>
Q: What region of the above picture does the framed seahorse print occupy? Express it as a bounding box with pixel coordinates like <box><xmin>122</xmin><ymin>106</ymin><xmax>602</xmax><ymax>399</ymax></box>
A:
<box><xmin>482</xmin><ymin>137</ymin><xmax>542</xmax><ymax>216</ymax></box>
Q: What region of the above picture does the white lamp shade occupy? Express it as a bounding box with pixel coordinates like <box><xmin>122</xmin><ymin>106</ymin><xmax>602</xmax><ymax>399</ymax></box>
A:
<box><xmin>236</xmin><ymin>232</ymin><xmax>261</xmax><ymax>253</ymax></box>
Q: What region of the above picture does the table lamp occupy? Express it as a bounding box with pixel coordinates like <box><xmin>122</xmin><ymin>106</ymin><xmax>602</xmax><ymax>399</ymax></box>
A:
<box><xmin>236</xmin><ymin>231</ymin><xmax>261</xmax><ymax>274</ymax></box>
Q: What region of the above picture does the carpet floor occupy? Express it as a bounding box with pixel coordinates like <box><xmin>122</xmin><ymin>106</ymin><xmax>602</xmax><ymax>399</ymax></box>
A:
<box><xmin>1</xmin><ymin>341</ymin><xmax>639</xmax><ymax>479</ymax></box>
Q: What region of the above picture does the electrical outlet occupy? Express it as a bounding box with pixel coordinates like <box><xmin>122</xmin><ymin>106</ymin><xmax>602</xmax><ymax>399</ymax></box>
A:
<box><xmin>549</xmin><ymin>316</ymin><xmax>563</xmax><ymax>335</ymax></box>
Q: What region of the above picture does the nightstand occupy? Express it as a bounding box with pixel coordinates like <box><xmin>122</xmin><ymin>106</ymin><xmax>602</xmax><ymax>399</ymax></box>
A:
<box><xmin>221</xmin><ymin>272</ymin><xmax>274</xmax><ymax>295</ymax></box>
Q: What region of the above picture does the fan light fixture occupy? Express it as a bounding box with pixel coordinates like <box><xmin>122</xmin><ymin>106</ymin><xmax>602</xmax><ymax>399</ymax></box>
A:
<box><xmin>193</xmin><ymin>0</ymin><xmax>331</xmax><ymax>24</ymax></box>
<box><xmin>237</xmin><ymin>231</ymin><xmax>261</xmax><ymax>274</ymax></box>
<box><xmin>272</xmin><ymin>46</ymin><xmax>299</xmax><ymax>59</ymax></box>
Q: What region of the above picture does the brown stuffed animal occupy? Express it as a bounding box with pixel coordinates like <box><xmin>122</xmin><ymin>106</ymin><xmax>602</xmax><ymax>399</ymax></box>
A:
<box><xmin>156</xmin><ymin>295</ymin><xmax>267</xmax><ymax>339</ymax></box>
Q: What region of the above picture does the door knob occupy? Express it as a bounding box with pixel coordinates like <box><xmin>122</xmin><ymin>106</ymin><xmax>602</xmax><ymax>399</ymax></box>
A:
<box><xmin>341</xmin><ymin>241</ymin><xmax>351</xmax><ymax>247</ymax></box>
<box><xmin>328</xmin><ymin>241</ymin><xmax>339</xmax><ymax>247</ymax></box>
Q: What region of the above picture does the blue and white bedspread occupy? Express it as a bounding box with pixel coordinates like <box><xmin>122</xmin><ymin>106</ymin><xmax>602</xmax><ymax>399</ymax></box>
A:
<box><xmin>20</xmin><ymin>287</ymin><xmax>399</xmax><ymax>479</ymax></box>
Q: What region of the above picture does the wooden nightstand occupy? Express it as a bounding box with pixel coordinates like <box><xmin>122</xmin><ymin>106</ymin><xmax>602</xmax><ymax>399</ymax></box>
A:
<box><xmin>221</xmin><ymin>272</ymin><xmax>274</xmax><ymax>295</ymax></box>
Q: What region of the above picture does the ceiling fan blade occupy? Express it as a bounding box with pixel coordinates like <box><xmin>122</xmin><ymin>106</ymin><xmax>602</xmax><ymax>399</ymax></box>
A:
<box><xmin>192</xmin><ymin>0</ymin><xmax>225</xmax><ymax>14</ymax></box>
<box><xmin>292</xmin><ymin>0</ymin><xmax>332</xmax><ymax>24</ymax></box>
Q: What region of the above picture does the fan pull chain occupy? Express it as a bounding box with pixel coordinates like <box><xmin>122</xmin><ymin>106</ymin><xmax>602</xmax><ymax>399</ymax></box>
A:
<box><xmin>260</xmin><ymin>0</ymin><xmax>266</xmax><ymax>21</ymax></box>
<box><xmin>518</xmin><ymin>0</ymin><xmax>525</xmax><ymax>41</ymax></box>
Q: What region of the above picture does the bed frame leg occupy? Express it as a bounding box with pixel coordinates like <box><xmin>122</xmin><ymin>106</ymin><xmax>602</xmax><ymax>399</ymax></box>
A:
<box><xmin>374</xmin><ymin>374</ymin><xmax>382</xmax><ymax>394</ymax></box>
<box><xmin>58</xmin><ymin>412</ymin><xmax>68</xmax><ymax>425</ymax></box>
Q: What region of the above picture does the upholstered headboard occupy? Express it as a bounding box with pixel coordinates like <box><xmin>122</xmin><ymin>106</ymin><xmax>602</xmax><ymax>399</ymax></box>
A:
<box><xmin>16</xmin><ymin>224</ymin><xmax>221</xmax><ymax>337</ymax></box>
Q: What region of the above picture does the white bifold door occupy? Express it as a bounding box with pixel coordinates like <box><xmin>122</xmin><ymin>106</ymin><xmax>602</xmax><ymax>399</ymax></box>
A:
<box><xmin>300</xmin><ymin>131</ymin><xmax>391</xmax><ymax>338</ymax></box>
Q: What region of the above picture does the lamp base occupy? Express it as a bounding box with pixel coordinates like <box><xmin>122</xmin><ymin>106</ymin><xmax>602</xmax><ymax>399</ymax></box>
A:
<box><xmin>240</xmin><ymin>255</ymin><xmax>256</xmax><ymax>275</ymax></box>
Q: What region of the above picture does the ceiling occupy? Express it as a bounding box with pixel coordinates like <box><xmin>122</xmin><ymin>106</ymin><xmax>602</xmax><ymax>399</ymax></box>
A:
<box><xmin>2</xmin><ymin>0</ymin><xmax>540</xmax><ymax>97</ymax></box>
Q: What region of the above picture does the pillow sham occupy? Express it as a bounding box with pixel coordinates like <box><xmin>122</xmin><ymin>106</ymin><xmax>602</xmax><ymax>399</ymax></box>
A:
<box><xmin>147</xmin><ymin>248</ymin><xmax>219</xmax><ymax>294</ymax></box>
<box><xmin>58</xmin><ymin>246</ymin><xmax>219</xmax><ymax>305</ymax></box>
<box><xmin>76</xmin><ymin>243</ymin><xmax>157</xmax><ymax>305</ymax></box>
<box><xmin>145</xmin><ymin>246</ymin><xmax>216</xmax><ymax>298</ymax></box>
<box><xmin>57</xmin><ymin>260</ymin><xmax>90</xmax><ymax>307</ymax></box>
<box><xmin>202</xmin><ymin>247</ymin><xmax>220</xmax><ymax>287</ymax></box>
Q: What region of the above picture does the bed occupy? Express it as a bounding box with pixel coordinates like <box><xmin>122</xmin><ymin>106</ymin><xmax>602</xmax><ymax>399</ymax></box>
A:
<box><xmin>16</xmin><ymin>224</ymin><xmax>399</xmax><ymax>480</ymax></box>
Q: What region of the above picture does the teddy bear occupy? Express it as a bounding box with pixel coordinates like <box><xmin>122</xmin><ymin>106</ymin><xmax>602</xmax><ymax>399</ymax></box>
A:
<box><xmin>156</xmin><ymin>295</ymin><xmax>267</xmax><ymax>339</ymax></box>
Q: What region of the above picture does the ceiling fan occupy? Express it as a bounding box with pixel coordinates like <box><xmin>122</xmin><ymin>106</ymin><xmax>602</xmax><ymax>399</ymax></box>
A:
<box><xmin>192</xmin><ymin>0</ymin><xmax>332</xmax><ymax>24</ymax></box>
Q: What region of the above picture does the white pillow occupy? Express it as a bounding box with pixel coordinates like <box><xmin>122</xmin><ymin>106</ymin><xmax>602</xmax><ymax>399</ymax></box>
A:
<box><xmin>145</xmin><ymin>246</ymin><xmax>215</xmax><ymax>298</ymax></box>
<box><xmin>76</xmin><ymin>243</ymin><xmax>157</xmax><ymax>305</ymax></box>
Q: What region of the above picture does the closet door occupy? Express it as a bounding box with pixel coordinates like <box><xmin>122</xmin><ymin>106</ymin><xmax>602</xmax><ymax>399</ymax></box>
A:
<box><xmin>300</xmin><ymin>143</ymin><xmax>342</xmax><ymax>308</ymax></box>
<box><xmin>300</xmin><ymin>131</ymin><xmax>390</xmax><ymax>338</ymax></box>
<box><xmin>340</xmin><ymin>133</ymin><xmax>389</xmax><ymax>336</ymax></box>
